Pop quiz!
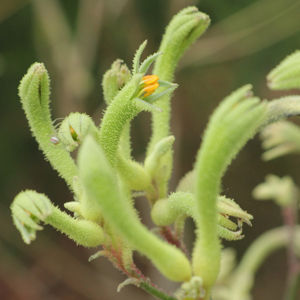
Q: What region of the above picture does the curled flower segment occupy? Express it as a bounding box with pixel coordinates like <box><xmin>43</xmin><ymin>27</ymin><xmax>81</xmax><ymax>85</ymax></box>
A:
<box><xmin>137</xmin><ymin>75</ymin><xmax>159</xmax><ymax>99</ymax></box>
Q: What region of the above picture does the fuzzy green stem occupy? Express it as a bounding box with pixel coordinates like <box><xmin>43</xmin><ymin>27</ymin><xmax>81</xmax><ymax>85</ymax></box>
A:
<box><xmin>119</xmin><ymin>121</ymin><xmax>132</xmax><ymax>159</ymax></box>
<box><xmin>45</xmin><ymin>205</ymin><xmax>104</xmax><ymax>247</ymax></box>
<box><xmin>102</xmin><ymin>59</ymin><xmax>133</xmax><ymax>159</ymax></box>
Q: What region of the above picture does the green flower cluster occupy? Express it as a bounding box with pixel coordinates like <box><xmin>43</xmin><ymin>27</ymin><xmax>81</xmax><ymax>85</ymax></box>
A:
<box><xmin>10</xmin><ymin>6</ymin><xmax>300</xmax><ymax>300</ymax></box>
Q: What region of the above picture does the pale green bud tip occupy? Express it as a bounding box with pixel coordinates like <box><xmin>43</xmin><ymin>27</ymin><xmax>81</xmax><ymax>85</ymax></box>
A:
<box><xmin>110</xmin><ymin>59</ymin><xmax>131</xmax><ymax>87</ymax></box>
<box><xmin>152</xmin><ymin>135</ymin><xmax>175</xmax><ymax>157</ymax></box>
<box><xmin>102</xmin><ymin>59</ymin><xmax>131</xmax><ymax>105</ymax></box>
<box><xmin>161</xmin><ymin>7</ymin><xmax>210</xmax><ymax>61</ymax></box>
<box><xmin>194</xmin><ymin>11</ymin><xmax>211</xmax><ymax>28</ymax></box>
<box><xmin>64</xmin><ymin>201</ymin><xmax>81</xmax><ymax>214</ymax></box>
<box><xmin>151</xmin><ymin>198</ymin><xmax>174</xmax><ymax>226</ymax></box>
<box><xmin>11</xmin><ymin>190</ymin><xmax>52</xmax><ymax>244</ymax></box>
<box><xmin>176</xmin><ymin>6</ymin><xmax>210</xmax><ymax>26</ymax></box>
<box><xmin>33</xmin><ymin>62</ymin><xmax>46</xmax><ymax>75</ymax></box>
<box><xmin>267</xmin><ymin>50</ymin><xmax>300</xmax><ymax>90</ymax></box>
<box><xmin>181</xmin><ymin>8</ymin><xmax>210</xmax><ymax>39</ymax></box>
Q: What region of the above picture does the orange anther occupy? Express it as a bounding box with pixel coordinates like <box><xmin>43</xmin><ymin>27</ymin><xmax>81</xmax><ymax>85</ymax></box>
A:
<box><xmin>142</xmin><ymin>75</ymin><xmax>159</xmax><ymax>86</ymax></box>
<box><xmin>137</xmin><ymin>74</ymin><xmax>160</xmax><ymax>99</ymax></box>
<box><xmin>142</xmin><ymin>83</ymin><xmax>159</xmax><ymax>97</ymax></box>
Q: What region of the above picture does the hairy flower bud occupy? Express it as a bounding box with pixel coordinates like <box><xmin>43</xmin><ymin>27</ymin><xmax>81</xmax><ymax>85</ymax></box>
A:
<box><xmin>102</xmin><ymin>59</ymin><xmax>131</xmax><ymax>105</ymax></box>
<box><xmin>57</xmin><ymin>112</ymin><xmax>99</xmax><ymax>152</ymax></box>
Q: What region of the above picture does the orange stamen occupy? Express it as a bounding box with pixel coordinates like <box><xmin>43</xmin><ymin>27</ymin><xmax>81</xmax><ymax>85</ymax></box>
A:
<box><xmin>142</xmin><ymin>83</ymin><xmax>159</xmax><ymax>97</ymax></box>
<box><xmin>142</xmin><ymin>75</ymin><xmax>159</xmax><ymax>85</ymax></box>
<box><xmin>138</xmin><ymin>75</ymin><xmax>159</xmax><ymax>99</ymax></box>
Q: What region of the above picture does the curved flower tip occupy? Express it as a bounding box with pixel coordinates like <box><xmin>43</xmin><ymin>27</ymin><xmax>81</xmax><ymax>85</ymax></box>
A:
<box><xmin>218</xmin><ymin>196</ymin><xmax>253</xmax><ymax>227</ymax></box>
<box><xmin>11</xmin><ymin>190</ymin><xmax>53</xmax><ymax>244</ymax></box>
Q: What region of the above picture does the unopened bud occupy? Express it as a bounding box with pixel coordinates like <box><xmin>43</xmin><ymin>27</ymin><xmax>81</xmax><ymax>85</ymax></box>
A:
<box><xmin>102</xmin><ymin>59</ymin><xmax>131</xmax><ymax>105</ymax></box>
<box><xmin>57</xmin><ymin>112</ymin><xmax>98</xmax><ymax>152</ymax></box>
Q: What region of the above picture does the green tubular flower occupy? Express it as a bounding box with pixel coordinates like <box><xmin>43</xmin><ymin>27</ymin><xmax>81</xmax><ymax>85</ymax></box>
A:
<box><xmin>191</xmin><ymin>85</ymin><xmax>267</xmax><ymax>298</ymax></box>
<box><xmin>146</xmin><ymin>7</ymin><xmax>211</xmax><ymax>200</ymax></box>
<box><xmin>152</xmin><ymin>7</ymin><xmax>211</xmax><ymax>82</ymax></box>
<box><xmin>13</xmin><ymin>7</ymin><xmax>300</xmax><ymax>300</ymax></box>
<box><xmin>18</xmin><ymin>63</ymin><xmax>78</xmax><ymax>189</ymax></box>
<box><xmin>78</xmin><ymin>136</ymin><xmax>192</xmax><ymax>282</ymax></box>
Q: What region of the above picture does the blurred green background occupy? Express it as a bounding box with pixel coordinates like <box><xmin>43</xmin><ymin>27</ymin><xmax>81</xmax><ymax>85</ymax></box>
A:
<box><xmin>1</xmin><ymin>0</ymin><xmax>300</xmax><ymax>299</ymax></box>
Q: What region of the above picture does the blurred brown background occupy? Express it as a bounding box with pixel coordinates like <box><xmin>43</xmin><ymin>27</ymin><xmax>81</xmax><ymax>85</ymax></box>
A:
<box><xmin>1</xmin><ymin>0</ymin><xmax>300</xmax><ymax>299</ymax></box>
